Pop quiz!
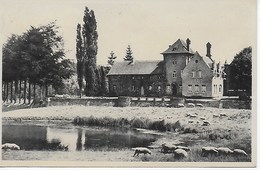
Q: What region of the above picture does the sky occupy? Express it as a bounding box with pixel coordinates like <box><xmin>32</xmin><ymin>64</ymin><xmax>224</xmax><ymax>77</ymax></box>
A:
<box><xmin>0</xmin><ymin>0</ymin><xmax>256</xmax><ymax>66</ymax></box>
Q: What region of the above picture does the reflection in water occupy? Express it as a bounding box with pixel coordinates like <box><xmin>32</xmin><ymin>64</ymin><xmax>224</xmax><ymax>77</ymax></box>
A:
<box><xmin>2</xmin><ymin>125</ymin><xmax>158</xmax><ymax>151</ymax></box>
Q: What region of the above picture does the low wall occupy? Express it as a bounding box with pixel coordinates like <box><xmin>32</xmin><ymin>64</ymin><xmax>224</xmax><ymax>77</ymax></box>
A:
<box><xmin>48</xmin><ymin>96</ymin><xmax>251</xmax><ymax>109</ymax></box>
<box><xmin>49</xmin><ymin>97</ymin><xmax>117</xmax><ymax>107</ymax></box>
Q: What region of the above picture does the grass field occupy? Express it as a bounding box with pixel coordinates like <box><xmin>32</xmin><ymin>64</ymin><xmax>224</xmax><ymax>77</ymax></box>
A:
<box><xmin>2</xmin><ymin>105</ymin><xmax>252</xmax><ymax>162</ymax></box>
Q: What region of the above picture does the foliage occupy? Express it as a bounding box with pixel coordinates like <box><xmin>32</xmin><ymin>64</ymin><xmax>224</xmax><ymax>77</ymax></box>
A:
<box><xmin>2</xmin><ymin>22</ymin><xmax>74</xmax><ymax>102</ymax></box>
<box><xmin>229</xmin><ymin>47</ymin><xmax>252</xmax><ymax>96</ymax></box>
<box><xmin>76</xmin><ymin>24</ymin><xmax>84</xmax><ymax>97</ymax></box>
<box><xmin>124</xmin><ymin>45</ymin><xmax>133</xmax><ymax>62</ymax></box>
<box><xmin>82</xmin><ymin>7</ymin><xmax>98</xmax><ymax>96</ymax></box>
<box><xmin>105</xmin><ymin>51</ymin><xmax>117</xmax><ymax>73</ymax></box>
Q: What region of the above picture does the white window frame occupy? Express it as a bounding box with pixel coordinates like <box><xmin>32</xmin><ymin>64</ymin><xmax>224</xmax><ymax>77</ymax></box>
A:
<box><xmin>202</xmin><ymin>85</ymin><xmax>206</xmax><ymax>93</ymax></box>
<box><xmin>188</xmin><ymin>85</ymin><xmax>192</xmax><ymax>93</ymax></box>
<box><xmin>198</xmin><ymin>70</ymin><xmax>202</xmax><ymax>78</ymax></box>
<box><xmin>192</xmin><ymin>71</ymin><xmax>195</xmax><ymax>78</ymax></box>
<box><xmin>195</xmin><ymin>85</ymin><xmax>199</xmax><ymax>93</ymax></box>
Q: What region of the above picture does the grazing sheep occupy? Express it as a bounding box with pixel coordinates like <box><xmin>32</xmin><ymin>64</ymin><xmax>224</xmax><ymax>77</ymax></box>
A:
<box><xmin>220</xmin><ymin>113</ymin><xmax>227</xmax><ymax>117</ymax></box>
<box><xmin>189</xmin><ymin>114</ymin><xmax>197</xmax><ymax>118</ymax></box>
<box><xmin>213</xmin><ymin>114</ymin><xmax>219</xmax><ymax>118</ymax></box>
<box><xmin>178</xmin><ymin>103</ymin><xmax>185</xmax><ymax>108</ymax></box>
<box><xmin>161</xmin><ymin>143</ymin><xmax>177</xmax><ymax>153</ymax></box>
<box><xmin>216</xmin><ymin>147</ymin><xmax>233</xmax><ymax>155</ymax></box>
<box><xmin>201</xmin><ymin>147</ymin><xmax>218</xmax><ymax>156</ymax></box>
<box><xmin>2</xmin><ymin>143</ymin><xmax>20</xmax><ymax>150</ymax></box>
<box><xmin>200</xmin><ymin>117</ymin><xmax>206</xmax><ymax>120</ymax></box>
<box><xmin>188</xmin><ymin>120</ymin><xmax>194</xmax><ymax>123</ymax></box>
<box><xmin>196</xmin><ymin>103</ymin><xmax>203</xmax><ymax>107</ymax></box>
<box><xmin>176</xmin><ymin>145</ymin><xmax>191</xmax><ymax>151</ymax></box>
<box><xmin>233</xmin><ymin>149</ymin><xmax>248</xmax><ymax>157</ymax></box>
<box><xmin>132</xmin><ymin>147</ymin><xmax>151</xmax><ymax>157</ymax></box>
<box><xmin>187</xmin><ymin>103</ymin><xmax>195</xmax><ymax>107</ymax></box>
<box><xmin>202</xmin><ymin>120</ymin><xmax>210</xmax><ymax>126</ymax></box>
<box><xmin>174</xmin><ymin>149</ymin><xmax>188</xmax><ymax>159</ymax></box>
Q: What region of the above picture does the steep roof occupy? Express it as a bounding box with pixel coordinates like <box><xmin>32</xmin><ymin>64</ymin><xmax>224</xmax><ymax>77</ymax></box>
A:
<box><xmin>107</xmin><ymin>60</ymin><xmax>163</xmax><ymax>76</ymax></box>
<box><xmin>192</xmin><ymin>51</ymin><xmax>214</xmax><ymax>69</ymax></box>
<box><xmin>161</xmin><ymin>39</ymin><xmax>194</xmax><ymax>54</ymax></box>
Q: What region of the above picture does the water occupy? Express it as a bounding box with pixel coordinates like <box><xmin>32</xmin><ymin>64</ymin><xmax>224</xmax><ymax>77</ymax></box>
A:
<box><xmin>2</xmin><ymin>124</ymin><xmax>158</xmax><ymax>151</ymax></box>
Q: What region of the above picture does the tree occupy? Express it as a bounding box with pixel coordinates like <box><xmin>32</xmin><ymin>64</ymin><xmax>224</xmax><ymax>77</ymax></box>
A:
<box><xmin>229</xmin><ymin>47</ymin><xmax>252</xmax><ymax>96</ymax></box>
<box><xmin>105</xmin><ymin>51</ymin><xmax>117</xmax><ymax>74</ymax></box>
<box><xmin>124</xmin><ymin>45</ymin><xmax>133</xmax><ymax>62</ymax></box>
<box><xmin>76</xmin><ymin>24</ymin><xmax>84</xmax><ymax>97</ymax></box>
<box><xmin>2</xmin><ymin>22</ymin><xmax>74</xmax><ymax>103</ymax></box>
<box><xmin>82</xmin><ymin>7</ymin><xmax>98</xmax><ymax>96</ymax></box>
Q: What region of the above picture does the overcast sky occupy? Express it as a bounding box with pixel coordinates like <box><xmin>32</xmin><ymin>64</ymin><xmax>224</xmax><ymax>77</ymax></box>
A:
<box><xmin>0</xmin><ymin>0</ymin><xmax>256</xmax><ymax>66</ymax></box>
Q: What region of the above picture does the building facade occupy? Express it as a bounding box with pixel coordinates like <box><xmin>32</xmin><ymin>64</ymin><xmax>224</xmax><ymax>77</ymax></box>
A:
<box><xmin>107</xmin><ymin>38</ymin><xmax>224</xmax><ymax>98</ymax></box>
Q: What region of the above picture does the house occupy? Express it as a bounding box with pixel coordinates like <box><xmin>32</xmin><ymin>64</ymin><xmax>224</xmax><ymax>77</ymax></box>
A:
<box><xmin>107</xmin><ymin>38</ymin><xmax>224</xmax><ymax>98</ymax></box>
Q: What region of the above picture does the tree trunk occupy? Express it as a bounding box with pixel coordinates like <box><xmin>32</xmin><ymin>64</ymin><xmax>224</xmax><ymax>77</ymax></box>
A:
<box><xmin>6</xmin><ymin>82</ymin><xmax>9</xmax><ymax>102</ymax></box>
<box><xmin>33</xmin><ymin>83</ymin><xmax>36</xmax><ymax>101</ymax></box>
<box><xmin>3</xmin><ymin>81</ymin><xmax>6</xmax><ymax>102</ymax></box>
<box><xmin>10</xmin><ymin>81</ymin><xmax>13</xmax><ymax>103</ymax></box>
<box><xmin>28</xmin><ymin>80</ymin><xmax>31</xmax><ymax>104</ymax></box>
<box><xmin>14</xmin><ymin>80</ymin><xmax>18</xmax><ymax>103</ymax></box>
<box><xmin>23</xmin><ymin>79</ymin><xmax>27</xmax><ymax>104</ymax></box>
<box><xmin>45</xmin><ymin>84</ymin><xmax>48</xmax><ymax>97</ymax></box>
<box><xmin>19</xmin><ymin>79</ymin><xmax>22</xmax><ymax>103</ymax></box>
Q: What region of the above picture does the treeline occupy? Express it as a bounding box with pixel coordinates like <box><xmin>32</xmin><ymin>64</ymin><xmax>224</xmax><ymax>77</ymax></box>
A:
<box><xmin>2</xmin><ymin>22</ymin><xmax>74</xmax><ymax>104</ymax></box>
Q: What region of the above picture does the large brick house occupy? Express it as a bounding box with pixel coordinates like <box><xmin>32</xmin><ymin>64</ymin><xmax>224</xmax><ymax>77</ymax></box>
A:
<box><xmin>107</xmin><ymin>38</ymin><xmax>224</xmax><ymax>98</ymax></box>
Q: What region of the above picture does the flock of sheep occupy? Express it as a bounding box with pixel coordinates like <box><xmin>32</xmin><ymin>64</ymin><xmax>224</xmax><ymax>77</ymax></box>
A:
<box><xmin>132</xmin><ymin>143</ymin><xmax>248</xmax><ymax>159</ymax></box>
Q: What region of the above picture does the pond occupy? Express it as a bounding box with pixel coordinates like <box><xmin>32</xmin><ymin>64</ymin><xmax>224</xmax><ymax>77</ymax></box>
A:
<box><xmin>2</xmin><ymin>124</ymin><xmax>159</xmax><ymax>151</ymax></box>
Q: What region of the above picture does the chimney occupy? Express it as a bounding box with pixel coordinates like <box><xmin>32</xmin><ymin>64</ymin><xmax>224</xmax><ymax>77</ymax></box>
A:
<box><xmin>186</xmin><ymin>38</ymin><xmax>191</xmax><ymax>51</ymax></box>
<box><xmin>206</xmin><ymin>42</ymin><xmax>212</xmax><ymax>58</ymax></box>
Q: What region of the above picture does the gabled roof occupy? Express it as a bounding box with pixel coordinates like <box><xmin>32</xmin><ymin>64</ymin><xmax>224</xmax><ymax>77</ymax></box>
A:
<box><xmin>107</xmin><ymin>60</ymin><xmax>163</xmax><ymax>76</ymax></box>
<box><xmin>193</xmin><ymin>51</ymin><xmax>213</xmax><ymax>69</ymax></box>
<box><xmin>161</xmin><ymin>39</ymin><xmax>194</xmax><ymax>54</ymax></box>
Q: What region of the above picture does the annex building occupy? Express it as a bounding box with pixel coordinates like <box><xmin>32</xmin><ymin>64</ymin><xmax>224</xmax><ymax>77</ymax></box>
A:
<box><xmin>107</xmin><ymin>38</ymin><xmax>224</xmax><ymax>98</ymax></box>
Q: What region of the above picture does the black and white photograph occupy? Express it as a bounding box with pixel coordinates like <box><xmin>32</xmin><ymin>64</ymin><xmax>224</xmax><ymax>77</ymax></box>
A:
<box><xmin>0</xmin><ymin>0</ymin><xmax>257</xmax><ymax>167</ymax></box>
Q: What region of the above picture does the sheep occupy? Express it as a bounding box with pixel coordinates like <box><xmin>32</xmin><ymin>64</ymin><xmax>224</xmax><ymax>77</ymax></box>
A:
<box><xmin>200</xmin><ymin>117</ymin><xmax>206</xmax><ymax>120</ymax></box>
<box><xmin>176</xmin><ymin>145</ymin><xmax>191</xmax><ymax>152</ymax></box>
<box><xmin>2</xmin><ymin>143</ymin><xmax>20</xmax><ymax>150</ymax></box>
<box><xmin>132</xmin><ymin>147</ymin><xmax>151</xmax><ymax>157</ymax></box>
<box><xmin>187</xmin><ymin>103</ymin><xmax>195</xmax><ymax>107</ymax></box>
<box><xmin>188</xmin><ymin>119</ymin><xmax>194</xmax><ymax>123</ymax></box>
<box><xmin>213</xmin><ymin>114</ymin><xmax>219</xmax><ymax>118</ymax></box>
<box><xmin>196</xmin><ymin>103</ymin><xmax>203</xmax><ymax>107</ymax></box>
<box><xmin>173</xmin><ymin>149</ymin><xmax>188</xmax><ymax>159</ymax></box>
<box><xmin>202</xmin><ymin>120</ymin><xmax>210</xmax><ymax>126</ymax></box>
<box><xmin>161</xmin><ymin>143</ymin><xmax>177</xmax><ymax>153</ymax></box>
<box><xmin>233</xmin><ymin>149</ymin><xmax>248</xmax><ymax>157</ymax></box>
<box><xmin>201</xmin><ymin>147</ymin><xmax>218</xmax><ymax>157</ymax></box>
<box><xmin>178</xmin><ymin>103</ymin><xmax>185</xmax><ymax>108</ymax></box>
<box><xmin>189</xmin><ymin>114</ymin><xmax>197</xmax><ymax>118</ymax></box>
<box><xmin>216</xmin><ymin>147</ymin><xmax>233</xmax><ymax>155</ymax></box>
<box><xmin>220</xmin><ymin>113</ymin><xmax>227</xmax><ymax>117</ymax></box>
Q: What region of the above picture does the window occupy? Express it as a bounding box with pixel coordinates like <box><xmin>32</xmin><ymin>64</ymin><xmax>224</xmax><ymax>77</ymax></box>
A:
<box><xmin>202</xmin><ymin>85</ymin><xmax>206</xmax><ymax>93</ymax></box>
<box><xmin>192</xmin><ymin>71</ymin><xmax>195</xmax><ymax>78</ymax></box>
<box><xmin>158</xmin><ymin>86</ymin><xmax>161</xmax><ymax>91</ymax></box>
<box><xmin>188</xmin><ymin>85</ymin><xmax>192</xmax><ymax>93</ymax></box>
<box><xmin>195</xmin><ymin>85</ymin><xmax>199</xmax><ymax>93</ymax></box>
<box><xmin>113</xmin><ymin>85</ymin><xmax>117</xmax><ymax>91</ymax></box>
<box><xmin>179</xmin><ymin>85</ymin><xmax>182</xmax><ymax>92</ymax></box>
<box><xmin>173</xmin><ymin>70</ymin><xmax>177</xmax><ymax>78</ymax></box>
<box><xmin>132</xmin><ymin>76</ymin><xmax>135</xmax><ymax>80</ymax></box>
<box><xmin>195</xmin><ymin>60</ymin><xmax>198</xmax><ymax>63</ymax></box>
<box><xmin>173</xmin><ymin>59</ymin><xmax>177</xmax><ymax>65</ymax></box>
<box><xmin>131</xmin><ymin>85</ymin><xmax>135</xmax><ymax>91</ymax></box>
<box><xmin>219</xmin><ymin>84</ymin><xmax>222</xmax><ymax>93</ymax></box>
<box><xmin>148</xmin><ymin>86</ymin><xmax>152</xmax><ymax>90</ymax></box>
<box><xmin>198</xmin><ymin>70</ymin><xmax>202</xmax><ymax>78</ymax></box>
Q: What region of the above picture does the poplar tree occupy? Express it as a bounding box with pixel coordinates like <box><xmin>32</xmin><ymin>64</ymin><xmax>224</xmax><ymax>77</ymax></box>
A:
<box><xmin>76</xmin><ymin>24</ymin><xmax>84</xmax><ymax>97</ymax></box>
<box><xmin>82</xmin><ymin>7</ymin><xmax>98</xmax><ymax>96</ymax></box>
